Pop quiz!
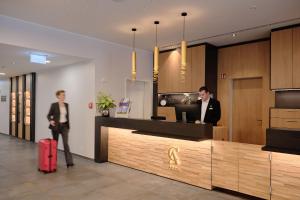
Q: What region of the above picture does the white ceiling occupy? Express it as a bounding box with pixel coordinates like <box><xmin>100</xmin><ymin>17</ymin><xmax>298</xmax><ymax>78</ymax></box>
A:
<box><xmin>0</xmin><ymin>43</ymin><xmax>88</xmax><ymax>79</ymax></box>
<box><xmin>0</xmin><ymin>0</ymin><xmax>300</xmax><ymax>50</ymax></box>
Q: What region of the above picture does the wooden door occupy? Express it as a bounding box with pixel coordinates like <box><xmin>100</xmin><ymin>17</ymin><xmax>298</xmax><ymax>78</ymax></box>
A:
<box><xmin>232</xmin><ymin>78</ymin><xmax>263</xmax><ymax>145</ymax></box>
<box><xmin>293</xmin><ymin>27</ymin><xmax>300</xmax><ymax>88</ymax></box>
<box><xmin>271</xmin><ymin>29</ymin><xmax>293</xmax><ymax>89</ymax></box>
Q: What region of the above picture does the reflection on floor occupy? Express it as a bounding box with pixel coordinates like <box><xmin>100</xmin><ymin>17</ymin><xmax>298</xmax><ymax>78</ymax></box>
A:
<box><xmin>0</xmin><ymin>134</ymin><xmax>246</xmax><ymax>200</ymax></box>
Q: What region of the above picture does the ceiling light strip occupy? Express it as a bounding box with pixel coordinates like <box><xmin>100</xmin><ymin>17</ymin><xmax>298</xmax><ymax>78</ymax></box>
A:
<box><xmin>160</xmin><ymin>17</ymin><xmax>300</xmax><ymax>51</ymax></box>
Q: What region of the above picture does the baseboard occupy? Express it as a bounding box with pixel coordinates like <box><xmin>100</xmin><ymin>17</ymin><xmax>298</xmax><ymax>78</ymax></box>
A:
<box><xmin>57</xmin><ymin>149</ymin><xmax>94</xmax><ymax>161</ymax></box>
<box><xmin>0</xmin><ymin>132</ymin><xmax>94</xmax><ymax>161</ymax></box>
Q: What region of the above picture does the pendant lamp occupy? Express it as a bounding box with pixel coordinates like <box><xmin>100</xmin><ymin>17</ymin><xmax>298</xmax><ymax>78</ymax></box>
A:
<box><xmin>153</xmin><ymin>21</ymin><xmax>160</xmax><ymax>82</ymax></box>
<box><xmin>131</xmin><ymin>28</ymin><xmax>137</xmax><ymax>80</ymax></box>
<box><xmin>180</xmin><ymin>12</ymin><xmax>187</xmax><ymax>82</ymax></box>
<box><xmin>181</xmin><ymin>12</ymin><xmax>187</xmax><ymax>68</ymax></box>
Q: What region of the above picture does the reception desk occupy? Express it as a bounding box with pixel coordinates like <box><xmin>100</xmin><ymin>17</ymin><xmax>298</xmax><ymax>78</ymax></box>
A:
<box><xmin>94</xmin><ymin>117</ymin><xmax>300</xmax><ymax>200</ymax></box>
<box><xmin>94</xmin><ymin>117</ymin><xmax>214</xmax><ymax>189</ymax></box>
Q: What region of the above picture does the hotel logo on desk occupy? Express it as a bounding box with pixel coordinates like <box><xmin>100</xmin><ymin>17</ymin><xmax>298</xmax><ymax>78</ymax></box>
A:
<box><xmin>168</xmin><ymin>147</ymin><xmax>180</xmax><ymax>170</ymax></box>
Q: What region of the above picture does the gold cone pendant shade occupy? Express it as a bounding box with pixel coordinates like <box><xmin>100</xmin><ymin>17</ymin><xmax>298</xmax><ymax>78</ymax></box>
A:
<box><xmin>153</xmin><ymin>46</ymin><xmax>159</xmax><ymax>81</ymax></box>
<box><xmin>131</xmin><ymin>28</ymin><xmax>137</xmax><ymax>80</ymax></box>
<box><xmin>180</xmin><ymin>40</ymin><xmax>187</xmax><ymax>83</ymax></box>
<box><xmin>132</xmin><ymin>51</ymin><xmax>136</xmax><ymax>80</ymax></box>
<box><xmin>130</xmin><ymin>14</ymin><xmax>187</xmax><ymax>81</ymax></box>
<box><xmin>181</xmin><ymin>40</ymin><xmax>187</xmax><ymax>67</ymax></box>
<box><xmin>153</xmin><ymin>21</ymin><xmax>160</xmax><ymax>82</ymax></box>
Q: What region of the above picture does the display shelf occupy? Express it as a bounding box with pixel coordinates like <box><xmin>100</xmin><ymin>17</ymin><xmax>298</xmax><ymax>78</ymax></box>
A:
<box><xmin>24</xmin><ymin>90</ymin><xmax>31</xmax><ymax>125</ymax></box>
<box><xmin>11</xmin><ymin>92</ymin><xmax>16</xmax><ymax>122</ymax></box>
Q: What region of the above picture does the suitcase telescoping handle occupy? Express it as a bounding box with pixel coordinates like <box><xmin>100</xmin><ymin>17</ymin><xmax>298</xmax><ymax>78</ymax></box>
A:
<box><xmin>48</xmin><ymin>138</ymin><xmax>52</xmax><ymax>172</ymax></box>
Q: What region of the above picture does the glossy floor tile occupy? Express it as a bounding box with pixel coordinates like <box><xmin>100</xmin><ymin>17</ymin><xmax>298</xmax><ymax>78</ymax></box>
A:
<box><xmin>0</xmin><ymin>134</ymin><xmax>247</xmax><ymax>200</ymax></box>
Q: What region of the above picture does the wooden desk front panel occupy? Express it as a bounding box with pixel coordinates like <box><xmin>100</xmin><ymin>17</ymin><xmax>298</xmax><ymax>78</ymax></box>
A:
<box><xmin>239</xmin><ymin>143</ymin><xmax>270</xmax><ymax>200</ymax></box>
<box><xmin>271</xmin><ymin>152</ymin><xmax>300</xmax><ymax>200</ymax></box>
<box><xmin>212</xmin><ymin>126</ymin><xmax>228</xmax><ymax>141</ymax></box>
<box><xmin>212</xmin><ymin>141</ymin><xmax>271</xmax><ymax>199</ymax></box>
<box><xmin>212</xmin><ymin>141</ymin><xmax>239</xmax><ymax>191</ymax></box>
<box><xmin>108</xmin><ymin>128</ymin><xmax>212</xmax><ymax>189</ymax></box>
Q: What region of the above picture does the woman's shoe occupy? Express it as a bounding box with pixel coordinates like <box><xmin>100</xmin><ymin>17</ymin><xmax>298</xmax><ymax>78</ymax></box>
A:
<box><xmin>67</xmin><ymin>163</ymin><xmax>74</xmax><ymax>168</ymax></box>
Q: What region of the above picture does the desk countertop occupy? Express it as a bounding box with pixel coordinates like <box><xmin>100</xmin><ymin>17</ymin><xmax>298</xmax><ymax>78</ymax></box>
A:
<box><xmin>94</xmin><ymin>117</ymin><xmax>213</xmax><ymax>163</ymax></box>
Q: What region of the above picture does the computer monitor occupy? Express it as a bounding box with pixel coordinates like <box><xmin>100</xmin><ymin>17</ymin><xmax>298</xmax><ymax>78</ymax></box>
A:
<box><xmin>175</xmin><ymin>104</ymin><xmax>201</xmax><ymax>123</ymax></box>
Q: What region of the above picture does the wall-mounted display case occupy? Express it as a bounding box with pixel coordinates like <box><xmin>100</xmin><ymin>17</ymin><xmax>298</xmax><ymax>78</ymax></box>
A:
<box><xmin>9</xmin><ymin>73</ymin><xmax>36</xmax><ymax>142</ymax></box>
<box><xmin>11</xmin><ymin>92</ymin><xmax>16</xmax><ymax>122</ymax></box>
<box><xmin>24</xmin><ymin>91</ymin><xmax>31</xmax><ymax>125</ymax></box>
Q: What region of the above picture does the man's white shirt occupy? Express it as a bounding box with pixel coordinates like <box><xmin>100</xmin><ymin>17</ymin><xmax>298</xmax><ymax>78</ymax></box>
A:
<box><xmin>200</xmin><ymin>98</ymin><xmax>210</xmax><ymax>123</ymax></box>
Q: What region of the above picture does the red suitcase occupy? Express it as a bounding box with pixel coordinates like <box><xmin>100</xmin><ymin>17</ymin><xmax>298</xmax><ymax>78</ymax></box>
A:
<box><xmin>38</xmin><ymin>139</ymin><xmax>57</xmax><ymax>173</ymax></box>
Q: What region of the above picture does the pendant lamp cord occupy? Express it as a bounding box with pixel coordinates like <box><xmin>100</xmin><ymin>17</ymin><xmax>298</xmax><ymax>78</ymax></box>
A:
<box><xmin>133</xmin><ymin>31</ymin><xmax>135</xmax><ymax>51</ymax></box>
<box><xmin>182</xmin><ymin>15</ymin><xmax>186</xmax><ymax>40</ymax></box>
<box><xmin>155</xmin><ymin>24</ymin><xmax>158</xmax><ymax>46</ymax></box>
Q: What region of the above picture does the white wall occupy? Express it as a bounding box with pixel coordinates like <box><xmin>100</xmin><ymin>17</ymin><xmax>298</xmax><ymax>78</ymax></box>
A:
<box><xmin>0</xmin><ymin>15</ymin><xmax>153</xmax><ymax>103</ymax></box>
<box><xmin>0</xmin><ymin>15</ymin><xmax>153</xmax><ymax>158</ymax></box>
<box><xmin>96</xmin><ymin>45</ymin><xmax>153</xmax><ymax>111</ymax></box>
<box><xmin>36</xmin><ymin>62</ymin><xmax>95</xmax><ymax>158</ymax></box>
<box><xmin>0</xmin><ymin>79</ymin><xmax>10</xmax><ymax>135</ymax></box>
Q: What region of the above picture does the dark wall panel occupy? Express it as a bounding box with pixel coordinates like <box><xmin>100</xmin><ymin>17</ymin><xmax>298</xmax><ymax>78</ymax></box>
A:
<box><xmin>275</xmin><ymin>91</ymin><xmax>300</xmax><ymax>108</ymax></box>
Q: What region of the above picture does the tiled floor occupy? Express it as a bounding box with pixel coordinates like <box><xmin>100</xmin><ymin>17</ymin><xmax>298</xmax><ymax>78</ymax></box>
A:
<box><xmin>0</xmin><ymin>134</ymin><xmax>247</xmax><ymax>200</ymax></box>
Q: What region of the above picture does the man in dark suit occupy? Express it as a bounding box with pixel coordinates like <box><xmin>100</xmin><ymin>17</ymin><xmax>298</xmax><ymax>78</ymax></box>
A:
<box><xmin>197</xmin><ymin>86</ymin><xmax>221</xmax><ymax>126</ymax></box>
<box><xmin>47</xmin><ymin>90</ymin><xmax>74</xmax><ymax>168</ymax></box>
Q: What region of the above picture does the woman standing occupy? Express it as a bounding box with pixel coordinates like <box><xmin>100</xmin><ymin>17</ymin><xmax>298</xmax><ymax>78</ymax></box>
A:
<box><xmin>47</xmin><ymin>90</ymin><xmax>74</xmax><ymax>168</ymax></box>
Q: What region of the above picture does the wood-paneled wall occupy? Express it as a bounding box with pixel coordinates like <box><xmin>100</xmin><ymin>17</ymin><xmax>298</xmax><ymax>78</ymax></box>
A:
<box><xmin>271</xmin><ymin>29</ymin><xmax>293</xmax><ymax>89</ymax></box>
<box><xmin>157</xmin><ymin>107</ymin><xmax>176</xmax><ymax>122</ymax></box>
<box><xmin>271</xmin><ymin>27</ymin><xmax>300</xmax><ymax>89</ymax></box>
<box><xmin>217</xmin><ymin>41</ymin><xmax>275</xmax><ymax>144</ymax></box>
<box><xmin>293</xmin><ymin>27</ymin><xmax>300</xmax><ymax>88</ymax></box>
<box><xmin>158</xmin><ymin>46</ymin><xmax>205</xmax><ymax>93</ymax></box>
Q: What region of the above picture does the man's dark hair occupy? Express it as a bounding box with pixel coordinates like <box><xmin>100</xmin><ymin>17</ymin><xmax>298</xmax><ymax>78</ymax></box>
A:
<box><xmin>199</xmin><ymin>86</ymin><xmax>209</xmax><ymax>93</ymax></box>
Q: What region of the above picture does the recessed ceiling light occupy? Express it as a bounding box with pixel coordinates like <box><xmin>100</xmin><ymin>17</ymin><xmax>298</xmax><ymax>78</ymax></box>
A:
<box><xmin>12</xmin><ymin>61</ymin><xmax>16</xmax><ymax>65</ymax></box>
<box><xmin>111</xmin><ymin>0</ymin><xmax>125</xmax><ymax>2</ymax></box>
<box><xmin>45</xmin><ymin>60</ymin><xmax>51</xmax><ymax>64</ymax></box>
<box><xmin>232</xmin><ymin>33</ymin><xmax>237</xmax><ymax>37</ymax></box>
<box><xmin>0</xmin><ymin>72</ymin><xmax>6</xmax><ymax>76</ymax></box>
